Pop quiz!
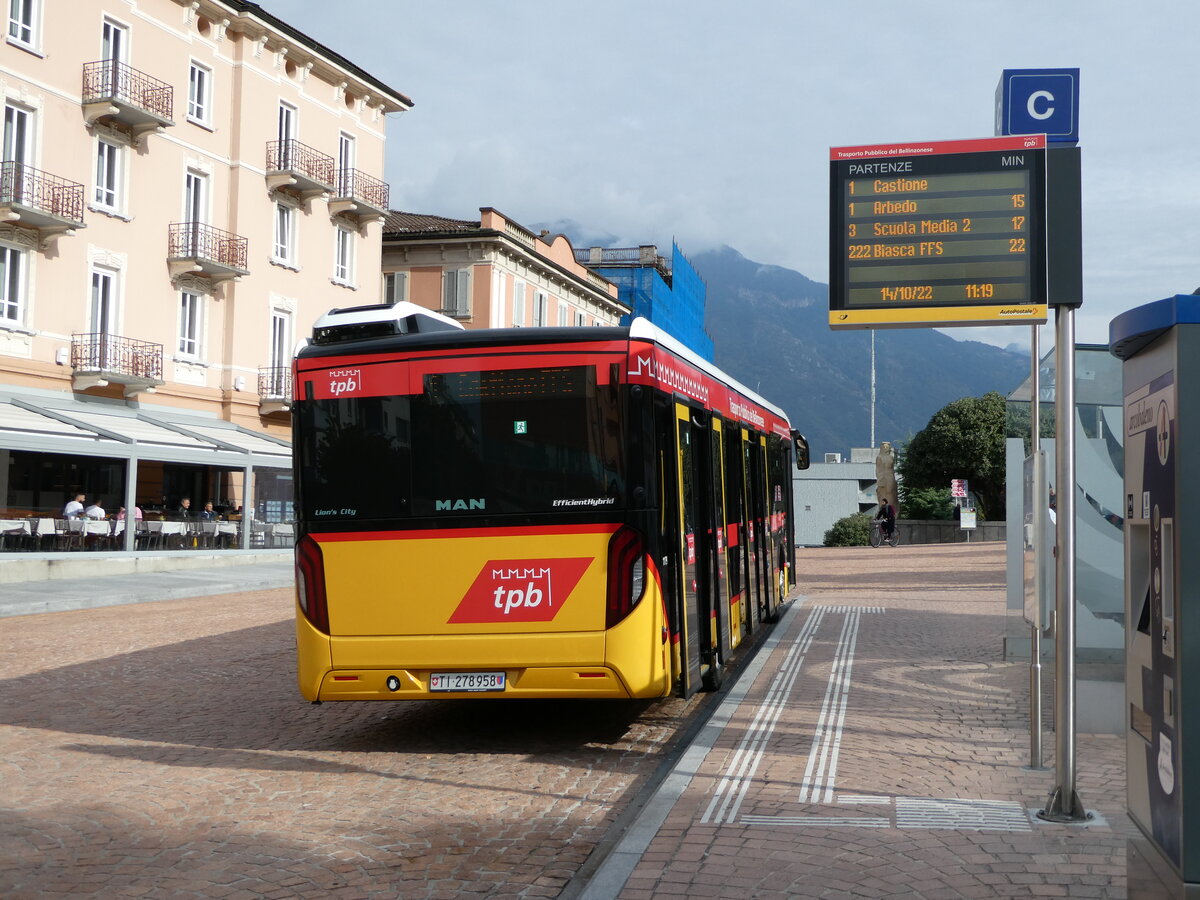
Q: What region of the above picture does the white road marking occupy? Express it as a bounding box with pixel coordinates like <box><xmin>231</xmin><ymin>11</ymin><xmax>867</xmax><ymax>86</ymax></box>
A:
<box><xmin>797</xmin><ymin>607</ymin><xmax>862</xmax><ymax>803</ymax></box>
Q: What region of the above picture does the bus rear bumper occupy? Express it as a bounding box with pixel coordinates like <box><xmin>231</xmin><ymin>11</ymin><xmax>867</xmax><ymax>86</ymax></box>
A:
<box><xmin>314</xmin><ymin>665</ymin><xmax>634</xmax><ymax>700</ymax></box>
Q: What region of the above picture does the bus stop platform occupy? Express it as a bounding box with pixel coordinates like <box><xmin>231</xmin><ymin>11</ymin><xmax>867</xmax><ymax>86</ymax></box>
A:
<box><xmin>574</xmin><ymin>542</ymin><xmax>1134</xmax><ymax>899</ymax></box>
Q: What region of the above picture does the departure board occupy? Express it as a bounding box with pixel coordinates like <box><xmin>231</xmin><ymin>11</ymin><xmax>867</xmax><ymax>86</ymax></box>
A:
<box><xmin>829</xmin><ymin>135</ymin><xmax>1047</xmax><ymax>329</ymax></box>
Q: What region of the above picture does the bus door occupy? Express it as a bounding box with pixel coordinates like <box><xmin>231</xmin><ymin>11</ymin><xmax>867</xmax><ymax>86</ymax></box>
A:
<box><xmin>723</xmin><ymin>426</ymin><xmax>748</xmax><ymax>642</ymax></box>
<box><xmin>767</xmin><ymin>434</ymin><xmax>792</xmax><ymax>599</ymax></box>
<box><xmin>657</xmin><ymin>400</ymin><xmax>696</xmax><ymax>696</ymax></box>
<box><xmin>674</xmin><ymin>402</ymin><xmax>722</xmax><ymax>694</ymax></box>
<box><xmin>745</xmin><ymin>433</ymin><xmax>775</xmax><ymax>623</ymax></box>
<box><xmin>705</xmin><ymin>420</ymin><xmax>734</xmax><ymax>652</ymax></box>
<box><xmin>709</xmin><ymin>419</ymin><xmax>737</xmax><ymax>653</ymax></box>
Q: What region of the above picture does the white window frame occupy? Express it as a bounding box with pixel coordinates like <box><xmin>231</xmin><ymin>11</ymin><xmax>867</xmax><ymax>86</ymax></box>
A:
<box><xmin>89</xmin><ymin>266</ymin><xmax>120</xmax><ymax>356</ymax></box>
<box><xmin>177</xmin><ymin>290</ymin><xmax>203</xmax><ymax>359</ymax></box>
<box><xmin>93</xmin><ymin>137</ymin><xmax>123</xmax><ymax>213</ymax></box>
<box><xmin>575</xmin><ymin>311</ymin><xmax>586</xmax><ymax>327</ymax></box>
<box><xmin>383</xmin><ymin>271</ymin><xmax>407</xmax><ymax>304</ymax></box>
<box><xmin>4</xmin><ymin>102</ymin><xmax>30</xmax><ymax>166</ymax></box>
<box><xmin>183</xmin><ymin>168</ymin><xmax>208</xmax><ymax>224</ymax></box>
<box><xmin>513</xmin><ymin>281</ymin><xmax>525</xmax><ymax>326</ymax></box>
<box><xmin>277</xmin><ymin>102</ymin><xmax>296</xmax><ymax>168</ymax></box>
<box><xmin>333</xmin><ymin>226</ymin><xmax>355</xmax><ymax>286</ymax></box>
<box><xmin>557</xmin><ymin>302</ymin><xmax>569</xmax><ymax>327</ymax></box>
<box><xmin>0</xmin><ymin>243</ymin><xmax>25</xmax><ymax>325</ymax></box>
<box><xmin>7</xmin><ymin>0</ymin><xmax>39</xmax><ymax>51</ymax></box>
<box><xmin>269</xmin><ymin>308</ymin><xmax>291</xmax><ymax>370</ymax></box>
<box><xmin>532</xmin><ymin>291</ymin><xmax>548</xmax><ymax>327</ymax></box>
<box><xmin>442</xmin><ymin>268</ymin><xmax>470</xmax><ymax>318</ymax></box>
<box><xmin>272</xmin><ymin>201</ymin><xmax>295</xmax><ymax>266</ymax></box>
<box><xmin>187</xmin><ymin>61</ymin><xmax>212</xmax><ymax>126</ymax></box>
<box><xmin>336</xmin><ymin>132</ymin><xmax>355</xmax><ymax>195</ymax></box>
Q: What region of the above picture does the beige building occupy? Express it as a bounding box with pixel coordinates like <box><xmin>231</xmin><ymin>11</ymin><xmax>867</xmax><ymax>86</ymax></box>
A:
<box><xmin>0</xmin><ymin>0</ymin><xmax>409</xmax><ymax>539</ymax></box>
<box><xmin>382</xmin><ymin>208</ymin><xmax>628</xmax><ymax>329</ymax></box>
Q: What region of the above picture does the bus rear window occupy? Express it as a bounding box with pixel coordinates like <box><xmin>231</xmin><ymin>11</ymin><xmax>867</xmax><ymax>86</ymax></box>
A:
<box><xmin>297</xmin><ymin>364</ymin><xmax>625</xmax><ymax>520</ymax></box>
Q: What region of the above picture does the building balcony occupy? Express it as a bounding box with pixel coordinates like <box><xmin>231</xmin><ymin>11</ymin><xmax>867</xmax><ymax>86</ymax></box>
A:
<box><xmin>168</xmin><ymin>222</ymin><xmax>249</xmax><ymax>284</ymax></box>
<box><xmin>0</xmin><ymin>162</ymin><xmax>85</xmax><ymax>247</ymax></box>
<box><xmin>266</xmin><ymin>139</ymin><xmax>335</xmax><ymax>201</ymax></box>
<box><xmin>81</xmin><ymin>59</ymin><xmax>174</xmax><ymax>143</ymax></box>
<box><xmin>258</xmin><ymin>366</ymin><xmax>292</xmax><ymax>415</ymax></box>
<box><xmin>328</xmin><ymin>168</ymin><xmax>389</xmax><ymax>222</ymax></box>
<box><xmin>71</xmin><ymin>332</ymin><xmax>164</xmax><ymax>397</ymax></box>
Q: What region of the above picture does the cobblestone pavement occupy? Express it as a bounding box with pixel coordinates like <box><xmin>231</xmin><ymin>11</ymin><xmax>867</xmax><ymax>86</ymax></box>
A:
<box><xmin>602</xmin><ymin>543</ymin><xmax>1137</xmax><ymax>899</ymax></box>
<box><xmin>1</xmin><ymin>543</ymin><xmax>1138</xmax><ymax>899</ymax></box>
<box><xmin>0</xmin><ymin>586</ymin><xmax>726</xmax><ymax>899</ymax></box>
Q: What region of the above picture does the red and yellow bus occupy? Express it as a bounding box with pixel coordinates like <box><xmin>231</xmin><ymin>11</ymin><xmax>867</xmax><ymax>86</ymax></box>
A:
<box><xmin>292</xmin><ymin>302</ymin><xmax>808</xmax><ymax>702</ymax></box>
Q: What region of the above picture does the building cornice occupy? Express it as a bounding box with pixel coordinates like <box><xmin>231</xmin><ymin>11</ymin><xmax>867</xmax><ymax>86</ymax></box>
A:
<box><xmin>176</xmin><ymin>0</ymin><xmax>414</xmax><ymax>113</ymax></box>
<box><xmin>383</xmin><ymin>229</ymin><xmax>627</xmax><ymax>314</ymax></box>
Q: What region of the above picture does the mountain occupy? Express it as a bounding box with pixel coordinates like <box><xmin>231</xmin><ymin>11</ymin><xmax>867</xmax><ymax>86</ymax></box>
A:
<box><xmin>693</xmin><ymin>245</ymin><xmax>1030</xmax><ymax>458</ymax></box>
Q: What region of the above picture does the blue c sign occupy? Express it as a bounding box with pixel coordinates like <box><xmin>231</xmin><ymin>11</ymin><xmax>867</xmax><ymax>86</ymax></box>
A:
<box><xmin>995</xmin><ymin>68</ymin><xmax>1079</xmax><ymax>144</ymax></box>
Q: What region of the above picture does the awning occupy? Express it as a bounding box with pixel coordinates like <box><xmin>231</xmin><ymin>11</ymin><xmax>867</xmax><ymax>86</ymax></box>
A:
<box><xmin>0</xmin><ymin>391</ymin><xmax>291</xmax><ymax>469</ymax></box>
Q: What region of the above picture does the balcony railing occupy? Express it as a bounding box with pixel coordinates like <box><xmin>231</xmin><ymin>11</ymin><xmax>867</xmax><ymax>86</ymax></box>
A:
<box><xmin>82</xmin><ymin>59</ymin><xmax>174</xmax><ymax>125</ymax></box>
<box><xmin>329</xmin><ymin>168</ymin><xmax>389</xmax><ymax>219</ymax></box>
<box><xmin>258</xmin><ymin>366</ymin><xmax>292</xmax><ymax>403</ymax></box>
<box><xmin>0</xmin><ymin>161</ymin><xmax>85</xmax><ymax>226</ymax></box>
<box><xmin>71</xmin><ymin>332</ymin><xmax>163</xmax><ymax>381</ymax></box>
<box><xmin>168</xmin><ymin>222</ymin><xmax>249</xmax><ymax>278</ymax></box>
<box><xmin>266</xmin><ymin>139</ymin><xmax>335</xmax><ymax>188</ymax></box>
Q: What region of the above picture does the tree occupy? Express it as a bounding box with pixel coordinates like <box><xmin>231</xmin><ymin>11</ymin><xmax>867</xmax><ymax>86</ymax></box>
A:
<box><xmin>898</xmin><ymin>485</ymin><xmax>955</xmax><ymax>520</ymax></box>
<box><xmin>896</xmin><ymin>391</ymin><xmax>1006</xmax><ymax>520</ymax></box>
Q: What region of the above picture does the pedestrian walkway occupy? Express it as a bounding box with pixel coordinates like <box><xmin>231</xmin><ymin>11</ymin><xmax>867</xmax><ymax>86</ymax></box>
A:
<box><xmin>0</xmin><ymin>558</ymin><xmax>293</xmax><ymax>618</ymax></box>
<box><xmin>573</xmin><ymin>542</ymin><xmax>1134</xmax><ymax>899</ymax></box>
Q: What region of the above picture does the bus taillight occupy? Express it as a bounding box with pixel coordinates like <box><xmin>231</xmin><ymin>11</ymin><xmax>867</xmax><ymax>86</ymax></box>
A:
<box><xmin>295</xmin><ymin>535</ymin><xmax>330</xmax><ymax>634</ymax></box>
<box><xmin>606</xmin><ymin>526</ymin><xmax>647</xmax><ymax>629</ymax></box>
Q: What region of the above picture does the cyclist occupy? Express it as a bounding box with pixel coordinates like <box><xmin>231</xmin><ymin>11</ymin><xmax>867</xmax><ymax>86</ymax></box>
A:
<box><xmin>875</xmin><ymin>497</ymin><xmax>896</xmax><ymax>543</ymax></box>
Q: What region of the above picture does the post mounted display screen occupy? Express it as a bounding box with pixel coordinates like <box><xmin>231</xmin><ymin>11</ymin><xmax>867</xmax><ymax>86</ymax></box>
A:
<box><xmin>829</xmin><ymin>136</ymin><xmax>1047</xmax><ymax>329</ymax></box>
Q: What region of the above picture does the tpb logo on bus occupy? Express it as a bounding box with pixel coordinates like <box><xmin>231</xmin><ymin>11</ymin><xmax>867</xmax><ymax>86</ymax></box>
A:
<box><xmin>328</xmin><ymin>368</ymin><xmax>363</xmax><ymax>396</ymax></box>
<box><xmin>448</xmin><ymin>557</ymin><xmax>593</xmax><ymax>624</ymax></box>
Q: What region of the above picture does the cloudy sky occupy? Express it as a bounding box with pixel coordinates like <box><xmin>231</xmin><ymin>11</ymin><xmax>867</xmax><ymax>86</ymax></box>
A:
<box><xmin>271</xmin><ymin>0</ymin><xmax>1197</xmax><ymax>350</ymax></box>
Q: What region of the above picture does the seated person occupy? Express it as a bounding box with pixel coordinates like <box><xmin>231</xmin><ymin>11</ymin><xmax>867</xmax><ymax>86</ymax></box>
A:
<box><xmin>84</xmin><ymin>499</ymin><xmax>106</xmax><ymax>519</ymax></box>
<box><xmin>63</xmin><ymin>493</ymin><xmax>86</xmax><ymax>520</ymax></box>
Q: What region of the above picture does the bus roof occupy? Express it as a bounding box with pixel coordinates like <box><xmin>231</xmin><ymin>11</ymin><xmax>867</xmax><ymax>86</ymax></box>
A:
<box><xmin>297</xmin><ymin>310</ymin><xmax>789</xmax><ymax>428</ymax></box>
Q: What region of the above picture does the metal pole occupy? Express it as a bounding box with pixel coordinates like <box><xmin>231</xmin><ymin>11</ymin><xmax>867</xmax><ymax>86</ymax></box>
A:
<box><xmin>870</xmin><ymin>330</ymin><xmax>876</xmax><ymax>448</ymax></box>
<box><xmin>241</xmin><ymin>466</ymin><xmax>253</xmax><ymax>550</ymax></box>
<box><xmin>1029</xmin><ymin>324</ymin><xmax>1043</xmax><ymax>769</ymax></box>
<box><xmin>1039</xmin><ymin>305</ymin><xmax>1087</xmax><ymax>822</ymax></box>
<box><xmin>123</xmin><ymin>455</ymin><xmax>139</xmax><ymax>552</ymax></box>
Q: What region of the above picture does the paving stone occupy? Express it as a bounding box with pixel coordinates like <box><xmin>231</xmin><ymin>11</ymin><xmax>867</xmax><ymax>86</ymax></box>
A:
<box><xmin>0</xmin><ymin>544</ymin><xmax>1139</xmax><ymax>899</ymax></box>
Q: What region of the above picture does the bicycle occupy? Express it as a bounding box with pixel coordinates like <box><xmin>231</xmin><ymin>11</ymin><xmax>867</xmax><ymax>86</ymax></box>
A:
<box><xmin>869</xmin><ymin>519</ymin><xmax>899</xmax><ymax>548</ymax></box>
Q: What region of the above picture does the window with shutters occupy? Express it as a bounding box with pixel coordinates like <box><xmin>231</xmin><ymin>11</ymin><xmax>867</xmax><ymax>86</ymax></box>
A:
<box><xmin>442</xmin><ymin>268</ymin><xmax>470</xmax><ymax>318</ymax></box>
<box><xmin>384</xmin><ymin>271</ymin><xmax>408</xmax><ymax>304</ymax></box>
<box><xmin>512</xmin><ymin>281</ymin><xmax>525</xmax><ymax>326</ymax></box>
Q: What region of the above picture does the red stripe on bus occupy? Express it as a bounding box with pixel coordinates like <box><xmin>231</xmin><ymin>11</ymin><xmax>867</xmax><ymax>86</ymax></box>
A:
<box><xmin>296</xmin><ymin>340</ymin><xmax>631</xmax><ymax>373</ymax></box>
<box><xmin>300</xmin><ymin>350</ymin><xmax>625</xmax><ymax>400</ymax></box>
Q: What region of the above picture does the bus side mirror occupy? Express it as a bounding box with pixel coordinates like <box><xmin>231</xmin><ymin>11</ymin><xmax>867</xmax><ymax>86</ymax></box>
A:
<box><xmin>791</xmin><ymin>430</ymin><xmax>810</xmax><ymax>470</ymax></box>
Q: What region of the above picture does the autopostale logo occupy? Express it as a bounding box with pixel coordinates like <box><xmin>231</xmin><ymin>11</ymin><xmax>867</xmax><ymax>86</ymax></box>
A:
<box><xmin>448</xmin><ymin>558</ymin><xmax>593</xmax><ymax>624</ymax></box>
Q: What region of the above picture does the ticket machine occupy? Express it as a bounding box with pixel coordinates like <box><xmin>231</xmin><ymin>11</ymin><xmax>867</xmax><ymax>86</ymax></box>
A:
<box><xmin>1109</xmin><ymin>294</ymin><xmax>1200</xmax><ymax>898</ymax></box>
